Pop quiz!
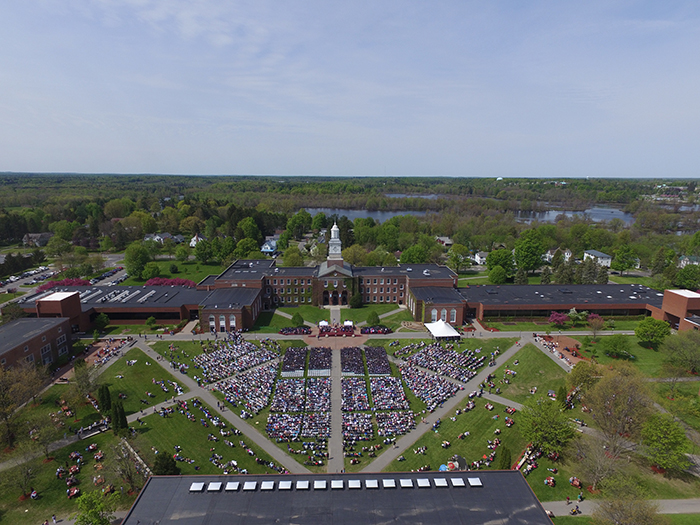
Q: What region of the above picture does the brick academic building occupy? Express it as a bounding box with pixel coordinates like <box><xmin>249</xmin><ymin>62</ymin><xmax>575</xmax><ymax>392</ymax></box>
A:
<box><xmin>9</xmin><ymin>223</ymin><xmax>700</xmax><ymax>339</ymax></box>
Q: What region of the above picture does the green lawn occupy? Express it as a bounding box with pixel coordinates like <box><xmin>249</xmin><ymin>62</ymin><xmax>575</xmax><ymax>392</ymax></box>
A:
<box><xmin>0</xmin><ymin>430</ymin><xmax>136</xmax><ymax>525</ymax></box>
<box><xmin>120</xmin><ymin>260</ymin><xmax>223</xmax><ymax>286</ymax></box>
<box><xmin>249</xmin><ymin>311</ymin><xmax>293</xmax><ymax>333</ymax></box>
<box><xmin>654</xmin><ymin>381</ymin><xmax>700</xmax><ymax>433</ymax></box>
<box><xmin>383</xmin><ymin>398</ymin><xmax>527</xmax><ymax>476</ymax></box>
<box><xmin>609</xmin><ymin>274</ymin><xmax>662</xmax><ymax>290</ymax></box>
<box><xmin>101</xmin><ymin>348</ymin><xmax>190</xmax><ymax>416</ymax></box>
<box><xmin>491</xmin><ymin>343</ymin><xmax>569</xmax><ymax>405</ymax></box>
<box><xmin>577</xmin><ymin>335</ymin><xmax>670</xmax><ymax>377</ymax></box>
<box><xmin>380</xmin><ymin>309</ymin><xmax>416</xmax><ymax>331</ymax></box>
<box><xmin>278</xmin><ymin>305</ymin><xmax>331</xmax><ymax>325</ymax></box>
<box><xmin>131</xmin><ymin>398</ymin><xmax>280</xmax><ymax>475</ymax></box>
<box><xmin>0</xmin><ymin>290</ymin><xmax>24</xmax><ymax>302</ymax></box>
<box><xmin>482</xmin><ymin>318</ymin><xmax>641</xmax><ymax>334</ymax></box>
<box><xmin>341</xmin><ymin>304</ymin><xmax>398</xmax><ymax>324</ymax></box>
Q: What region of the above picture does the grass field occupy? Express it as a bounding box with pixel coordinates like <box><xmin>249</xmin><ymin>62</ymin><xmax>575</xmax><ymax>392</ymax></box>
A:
<box><xmin>101</xmin><ymin>348</ymin><xmax>190</xmax><ymax>416</ymax></box>
<box><xmin>379</xmin><ymin>309</ymin><xmax>415</xmax><ymax>331</ymax></box>
<box><xmin>608</xmin><ymin>274</ymin><xmax>662</xmax><ymax>290</ymax></box>
<box><xmin>653</xmin><ymin>381</ymin><xmax>700</xmax><ymax>433</ymax></box>
<box><xmin>131</xmin><ymin>398</ymin><xmax>280</xmax><ymax>476</ymax></box>
<box><xmin>277</xmin><ymin>305</ymin><xmax>331</xmax><ymax>324</ymax></box>
<box><xmin>249</xmin><ymin>311</ymin><xmax>293</xmax><ymax>333</ymax></box>
<box><xmin>491</xmin><ymin>343</ymin><xmax>569</xmax><ymax>405</ymax></box>
<box><xmin>0</xmin><ymin>290</ymin><xmax>24</xmax><ymax>302</ymax></box>
<box><xmin>0</xmin><ymin>431</ymin><xmax>137</xmax><ymax>525</ymax></box>
<box><xmin>121</xmin><ymin>260</ymin><xmax>224</xmax><ymax>286</ymax></box>
<box><xmin>576</xmin><ymin>335</ymin><xmax>670</xmax><ymax>377</ymax></box>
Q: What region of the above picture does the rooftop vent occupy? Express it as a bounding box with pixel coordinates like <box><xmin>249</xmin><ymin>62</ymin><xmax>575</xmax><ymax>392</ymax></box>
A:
<box><xmin>558</xmin><ymin>288</ymin><xmax>572</xmax><ymax>294</ymax></box>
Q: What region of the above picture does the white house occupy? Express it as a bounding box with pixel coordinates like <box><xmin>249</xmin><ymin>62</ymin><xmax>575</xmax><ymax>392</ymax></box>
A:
<box><xmin>583</xmin><ymin>250</ymin><xmax>612</xmax><ymax>267</ymax></box>
<box><xmin>678</xmin><ymin>255</ymin><xmax>700</xmax><ymax>269</ymax></box>
<box><xmin>261</xmin><ymin>239</ymin><xmax>277</xmax><ymax>254</ymax></box>
<box><xmin>473</xmin><ymin>251</ymin><xmax>489</xmax><ymax>265</ymax></box>
<box><xmin>544</xmin><ymin>248</ymin><xmax>572</xmax><ymax>263</ymax></box>
<box><xmin>190</xmin><ymin>234</ymin><xmax>207</xmax><ymax>248</ymax></box>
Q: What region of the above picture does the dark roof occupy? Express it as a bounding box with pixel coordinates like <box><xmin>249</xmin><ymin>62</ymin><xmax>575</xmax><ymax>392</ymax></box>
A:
<box><xmin>0</xmin><ymin>318</ymin><xmax>69</xmax><ymax>356</ymax></box>
<box><xmin>19</xmin><ymin>286</ymin><xmax>209</xmax><ymax>310</ymax></box>
<box><xmin>122</xmin><ymin>471</ymin><xmax>551</xmax><ymax>525</ymax></box>
<box><xmin>460</xmin><ymin>284</ymin><xmax>664</xmax><ymax>309</ymax></box>
<box><xmin>354</xmin><ymin>264</ymin><xmax>455</xmax><ymax>279</ymax></box>
<box><xmin>199</xmin><ymin>288</ymin><xmax>261</xmax><ymax>309</ymax></box>
<box><xmin>198</xmin><ymin>275</ymin><xmax>218</xmax><ymax>287</ymax></box>
<box><xmin>411</xmin><ymin>286</ymin><xmax>466</xmax><ymax>305</ymax></box>
<box><xmin>218</xmin><ymin>260</ymin><xmax>277</xmax><ymax>280</ymax></box>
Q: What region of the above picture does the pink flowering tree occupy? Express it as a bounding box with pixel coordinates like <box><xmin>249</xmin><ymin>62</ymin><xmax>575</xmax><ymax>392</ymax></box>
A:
<box><xmin>549</xmin><ymin>311</ymin><xmax>569</xmax><ymax>327</ymax></box>
<box><xmin>144</xmin><ymin>277</ymin><xmax>197</xmax><ymax>288</ymax></box>
<box><xmin>37</xmin><ymin>278</ymin><xmax>91</xmax><ymax>293</ymax></box>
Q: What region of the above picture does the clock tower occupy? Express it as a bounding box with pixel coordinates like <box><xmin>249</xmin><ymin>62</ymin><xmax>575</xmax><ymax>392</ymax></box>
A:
<box><xmin>327</xmin><ymin>222</ymin><xmax>343</xmax><ymax>265</ymax></box>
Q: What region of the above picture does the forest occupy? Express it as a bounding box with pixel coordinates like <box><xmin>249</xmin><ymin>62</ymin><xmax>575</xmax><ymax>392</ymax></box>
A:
<box><xmin>2</xmin><ymin>174</ymin><xmax>700</xmax><ymax>290</ymax></box>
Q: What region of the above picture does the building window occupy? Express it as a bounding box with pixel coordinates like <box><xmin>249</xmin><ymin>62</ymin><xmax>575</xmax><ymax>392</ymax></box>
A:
<box><xmin>41</xmin><ymin>344</ymin><xmax>53</xmax><ymax>365</ymax></box>
<box><xmin>24</xmin><ymin>345</ymin><xmax>29</xmax><ymax>353</ymax></box>
<box><xmin>57</xmin><ymin>334</ymin><xmax>67</xmax><ymax>345</ymax></box>
<box><xmin>393</xmin><ymin>296</ymin><xmax>397</xmax><ymax>302</ymax></box>
<box><xmin>58</xmin><ymin>327</ymin><xmax>62</xmax><ymax>333</ymax></box>
<box><xmin>380</xmin><ymin>278</ymin><xmax>384</xmax><ymax>285</ymax></box>
<box><xmin>366</xmin><ymin>296</ymin><xmax>370</xmax><ymax>302</ymax></box>
<box><xmin>0</xmin><ymin>358</ymin><xmax>5</xmax><ymax>366</ymax></box>
<box><xmin>287</xmin><ymin>279</ymin><xmax>291</xmax><ymax>285</ymax></box>
<box><xmin>379</xmin><ymin>287</ymin><xmax>383</xmax><ymax>293</ymax></box>
<box><xmin>379</xmin><ymin>296</ymin><xmax>384</xmax><ymax>302</ymax></box>
<box><xmin>25</xmin><ymin>354</ymin><xmax>35</xmax><ymax>364</ymax></box>
<box><xmin>287</xmin><ymin>288</ymin><xmax>291</xmax><ymax>294</ymax></box>
<box><xmin>229</xmin><ymin>315</ymin><xmax>236</xmax><ymax>330</ymax></box>
<box><xmin>294</xmin><ymin>288</ymin><xmax>298</xmax><ymax>294</ymax></box>
<box><xmin>394</xmin><ymin>278</ymin><xmax>398</xmax><ymax>284</ymax></box>
<box><xmin>373</xmin><ymin>278</ymin><xmax>377</xmax><ymax>284</ymax></box>
<box><xmin>209</xmin><ymin>315</ymin><xmax>215</xmax><ymax>331</ymax></box>
<box><xmin>273</xmin><ymin>279</ymin><xmax>277</xmax><ymax>285</ymax></box>
<box><xmin>294</xmin><ymin>296</ymin><xmax>298</xmax><ymax>303</ymax></box>
<box><xmin>324</xmin><ymin>280</ymin><xmax>328</xmax><ymax>287</ymax></box>
<box><xmin>393</xmin><ymin>287</ymin><xmax>397</xmax><ymax>293</ymax></box>
<box><xmin>450</xmin><ymin>309</ymin><xmax>457</xmax><ymax>323</ymax></box>
<box><xmin>42</xmin><ymin>336</ymin><xmax>46</xmax><ymax>342</ymax></box>
<box><xmin>334</xmin><ymin>280</ymin><xmax>338</xmax><ymax>287</ymax></box>
<box><xmin>58</xmin><ymin>346</ymin><xmax>68</xmax><ymax>356</ymax></box>
<box><xmin>400</xmin><ymin>292</ymin><xmax>404</xmax><ymax>298</ymax></box>
<box><xmin>400</xmin><ymin>284</ymin><xmax>404</xmax><ymax>290</ymax></box>
<box><xmin>441</xmin><ymin>309</ymin><xmax>447</xmax><ymax>322</ymax></box>
<box><xmin>430</xmin><ymin>309</ymin><xmax>438</xmax><ymax>322</ymax></box>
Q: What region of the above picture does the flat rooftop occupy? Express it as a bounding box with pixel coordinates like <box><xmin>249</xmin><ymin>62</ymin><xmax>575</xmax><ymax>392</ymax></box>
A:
<box><xmin>411</xmin><ymin>286</ymin><xmax>466</xmax><ymax>304</ymax></box>
<box><xmin>122</xmin><ymin>471</ymin><xmax>551</xmax><ymax>525</ymax></box>
<box><xmin>0</xmin><ymin>318</ymin><xmax>68</xmax><ymax>357</ymax></box>
<box><xmin>40</xmin><ymin>291</ymin><xmax>78</xmax><ymax>301</ymax></box>
<box><xmin>669</xmin><ymin>289</ymin><xmax>700</xmax><ymax>299</ymax></box>
<box><xmin>460</xmin><ymin>284</ymin><xmax>664</xmax><ymax>309</ymax></box>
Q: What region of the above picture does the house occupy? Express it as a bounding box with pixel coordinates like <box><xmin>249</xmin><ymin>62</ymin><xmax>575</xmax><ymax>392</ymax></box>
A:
<box><xmin>435</xmin><ymin>236</ymin><xmax>454</xmax><ymax>248</ymax></box>
<box><xmin>584</xmin><ymin>250</ymin><xmax>612</xmax><ymax>267</ymax></box>
<box><xmin>22</xmin><ymin>232</ymin><xmax>54</xmax><ymax>247</ymax></box>
<box><xmin>261</xmin><ymin>240</ymin><xmax>277</xmax><ymax>255</ymax></box>
<box><xmin>190</xmin><ymin>234</ymin><xmax>207</xmax><ymax>248</ymax></box>
<box><xmin>473</xmin><ymin>252</ymin><xmax>488</xmax><ymax>265</ymax></box>
<box><xmin>543</xmin><ymin>248</ymin><xmax>572</xmax><ymax>264</ymax></box>
<box><xmin>144</xmin><ymin>232</ymin><xmax>183</xmax><ymax>244</ymax></box>
<box><xmin>678</xmin><ymin>255</ymin><xmax>700</xmax><ymax>269</ymax></box>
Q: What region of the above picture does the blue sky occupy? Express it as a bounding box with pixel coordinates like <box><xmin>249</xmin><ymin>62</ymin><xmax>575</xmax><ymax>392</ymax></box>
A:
<box><xmin>1</xmin><ymin>1</ymin><xmax>698</xmax><ymax>177</ymax></box>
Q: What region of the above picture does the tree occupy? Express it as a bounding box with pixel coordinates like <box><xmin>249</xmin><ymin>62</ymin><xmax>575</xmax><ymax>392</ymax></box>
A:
<box><xmin>567</xmin><ymin>307</ymin><xmax>588</xmax><ymax>327</ymax></box>
<box><xmin>112</xmin><ymin>442</ymin><xmax>142</xmax><ymax>493</ymax></box>
<box><xmin>29</xmin><ymin>412</ymin><xmax>62</xmax><ymax>460</ymax></box>
<box><xmin>555</xmin><ymin>260</ymin><xmax>575</xmax><ymax>284</ymax></box>
<box><xmin>124</xmin><ymin>243</ymin><xmax>150</xmax><ymax>279</ymax></box>
<box><xmin>141</xmin><ymin>261</ymin><xmax>161</xmax><ymax>280</ymax></box>
<box><xmin>519</xmin><ymin>396</ymin><xmax>574</xmax><ymax>456</ymax></box>
<box><xmin>567</xmin><ymin>361</ymin><xmax>601</xmax><ymax>394</ymax></box>
<box><xmin>170</xmin><ymin>263</ymin><xmax>179</xmax><ymax>274</ymax></box>
<box><xmin>641</xmin><ymin>413</ymin><xmax>690</xmax><ymax>472</ymax></box>
<box><xmin>597</xmin><ymin>264</ymin><xmax>609</xmax><ymax>284</ymax></box>
<box><xmin>557</xmin><ymin>386</ymin><xmax>568</xmax><ymax>409</ymax></box>
<box><xmin>234</xmin><ymin>238</ymin><xmax>259</xmax><ymax>259</ymax></box>
<box><xmin>349</xmin><ymin>293</ymin><xmax>363</xmax><ymax>308</ymax></box>
<box><xmin>549</xmin><ymin>311</ymin><xmax>568</xmax><ymax>327</ymax></box>
<box><xmin>153</xmin><ymin>453</ymin><xmax>182</xmax><ymax>475</ymax></box>
<box><xmin>145</xmin><ymin>316</ymin><xmax>157</xmax><ymax>329</ymax></box>
<box><xmin>286</xmin><ymin>210</ymin><xmax>312</xmax><ymax>240</ymax></box>
<box><xmin>111</xmin><ymin>400</ymin><xmax>127</xmax><ymax>435</ymax></box>
<box><xmin>513</xmin><ymin>267</ymin><xmax>528</xmax><ymax>285</ymax></box>
<box><xmin>237</xmin><ymin>216</ymin><xmax>262</xmax><ymax>245</ymax></box>
<box><xmin>73</xmin><ymin>358</ymin><xmax>97</xmax><ymax>397</ymax></box>
<box><xmin>45</xmin><ymin>235</ymin><xmax>72</xmax><ymax>257</ymax></box>
<box><xmin>75</xmin><ymin>490</ymin><xmax>118</xmax><ymax>525</ymax></box>
<box><xmin>311</xmin><ymin>212</ymin><xmax>327</xmax><ymax>231</ymax></box>
<box><xmin>611</xmin><ymin>244</ymin><xmax>638</xmax><ymax>276</ymax></box>
<box><xmin>593</xmin><ymin>478</ymin><xmax>666</xmax><ymax>525</ymax></box>
<box><xmin>588</xmin><ymin>313</ymin><xmax>605</xmax><ymax>341</ymax></box>
<box><xmin>399</xmin><ymin>245</ymin><xmax>428</xmax><ymax>264</ymax></box>
<box><xmin>601</xmin><ymin>333</ymin><xmax>633</xmax><ymax>359</ymax></box>
<box><xmin>551</xmin><ymin>250</ymin><xmax>565</xmax><ymax>272</ymax></box>
<box><xmin>447</xmin><ymin>243</ymin><xmax>471</xmax><ymax>273</ymax></box>
<box><xmin>584</xmin><ymin>364</ymin><xmax>652</xmax><ymax>458</ymax></box>
<box><xmin>488</xmin><ymin>265</ymin><xmax>507</xmax><ymax>285</ymax></box>
<box><xmin>486</xmin><ymin>249</ymin><xmax>514</xmax><ymax>276</ymax></box>
<box><xmin>342</xmin><ymin>244</ymin><xmax>367</xmax><ymax>266</ymax></box>
<box><xmin>674</xmin><ymin>264</ymin><xmax>700</xmax><ymax>290</ymax></box>
<box><xmin>540</xmin><ymin>266</ymin><xmax>552</xmax><ymax>284</ymax></box>
<box><xmin>635</xmin><ymin>317</ymin><xmax>671</xmax><ymax>348</ymax></box>
<box><xmin>497</xmin><ymin>446</ymin><xmax>512</xmax><ymax>470</ymax></box>
<box><xmin>513</xmin><ymin>230</ymin><xmax>545</xmax><ymax>274</ymax></box>
<box><xmin>0</xmin><ymin>301</ymin><xmax>27</xmax><ymax>324</ymax></box>
<box><xmin>282</xmin><ymin>246</ymin><xmax>304</xmax><ymax>267</ymax></box>
<box><xmin>194</xmin><ymin>239</ymin><xmax>213</xmax><ymax>264</ymax></box>
<box><xmin>0</xmin><ymin>362</ymin><xmax>45</xmax><ymax>447</ymax></box>
<box><xmin>98</xmin><ymin>384</ymin><xmax>112</xmax><ymax>413</ymax></box>
<box><xmin>5</xmin><ymin>440</ymin><xmax>37</xmax><ymax>497</ymax></box>
<box><xmin>175</xmin><ymin>244</ymin><xmax>190</xmax><ymax>263</ymax></box>
<box><xmin>94</xmin><ymin>312</ymin><xmax>110</xmax><ymax>332</ymax></box>
<box><xmin>291</xmin><ymin>312</ymin><xmax>304</xmax><ymax>327</ymax></box>
<box><xmin>367</xmin><ymin>311</ymin><xmax>381</xmax><ymax>327</ymax></box>
<box><xmin>661</xmin><ymin>329</ymin><xmax>700</xmax><ymax>374</ymax></box>
<box><xmin>572</xmin><ymin>435</ymin><xmax>619</xmax><ymax>491</ymax></box>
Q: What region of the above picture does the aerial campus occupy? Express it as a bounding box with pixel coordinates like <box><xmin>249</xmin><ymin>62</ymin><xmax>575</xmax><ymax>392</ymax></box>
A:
<box><xmin>2</xmin><ymin>176</ymin><xmax>700</xmax><ymax>524</ymax></box>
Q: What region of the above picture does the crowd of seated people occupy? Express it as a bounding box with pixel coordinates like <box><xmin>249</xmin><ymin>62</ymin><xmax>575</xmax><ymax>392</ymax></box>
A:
<box><xmin>343</xmin><ymin>412</ymin><xmax>373</xmax><ymax>441</ymax></box>
<box><xmin>281</xmin><ymin>347</ymin><xmax>308</xmax><ymax>374</ymax></box>
<box><xmin>376</xmin><ymin>411</ymin><xmax>416</xmax><ymax>437</ymax></box>
<box><xmin>306</xmin><ymin>378</ymin><xmax>331</xmax><ymax>412</ymax></box>
<box><xmin>301</xmin><ymin>412</ymin><xmax>331</xmax><ymax>438</ymax></box>
<box><xmin>341</xmin><ymin>377</ymin><xmax>370</xmax><ymax>411</ymax></box>
<box><xmin>405</xmin><ymin>343</ymin><xmax>485</xmax><ymax>383</ymax></box>
<box><xmin>270</xmin><ymin>378</ymin><xmax>306</xmax><ymax>412</ymax></box>
<box><xmin>370</xmin><ymin>377</ymin><xmax>410</xmax><ymax>410</ymax></box>
<box><xmin>341</xmin><ymin>347</ymin><xmax>364</xmax><ymax>375</ymax></box>
<box><xmin>399</xmin><ymin>365</ymin><xmax>459</xmax><ymax>412</ymax></box>
<box><xmin>190</xmin><ymin>334</ymin><xmax>278</xmax><ymax>383</ymax></box>
<box><xmin>360</xmin><ymin>325</ymin><xmax>392</xmax><ymax>334</ymax></box>
<box><xmin>308</xmin><ymin>347</ymin><xmax>332</xmax><ymax>373</ymax></box>
<box><xmin>214</xmin><ymin>364</ymin><xmax>277</xmax><ymax>415</ymax></box>
<box><xmin>319</xmin><ymin>323</ymin><xmax>355</xmax><ymax>336</ymax></box>
<box><xmin>365</xmin><ymin>346</ymin><xmax>391</xmax><ymax>375</ymax></box>
<box><xmin>393</xmin><ymin>340</ymin><xmax>428</xmax><ymax>358</ymax></box>
<box><xmin>278</xmin><ymin>326</ymin><xmax>311</xmax><ymax>335</ymax></box>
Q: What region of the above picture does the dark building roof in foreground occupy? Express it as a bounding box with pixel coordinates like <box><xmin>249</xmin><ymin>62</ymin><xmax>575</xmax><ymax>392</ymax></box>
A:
<box><xmin>199</xmin><ymin>288</ymin><xmax>261</xmax><ymax>309</ymax></box>
<box><xmin>0</xmin><ymin>317</ymin><xmax>69</xmax><ymax>356</ymax></box>
<box><xmin>459</xmin><ymin>284</ymin><xmax>664</xmax><ymax>309</ymax></box>
<box><xmin>122</xmin><ymin>471</ymin><xmax>551</xmax><ymax>525</ymax></box>
<box><xmin>411</xmin><ymin>286</ymin><xmax>466</xmax><ymax>305</ymax></box>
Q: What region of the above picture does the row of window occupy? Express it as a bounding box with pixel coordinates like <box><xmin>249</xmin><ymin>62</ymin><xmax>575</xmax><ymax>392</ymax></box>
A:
<box><xmin>431</xmin><ymin>308</ymin><xmax>458</xmax><ymax>323</ymax></box>
<box><xmin>266</xmin><ymin>278</ymin><xmax>313</xmax><ymax>286</ymax></box>
<box><xmin>363</xmin><ymin>278</ymin><xmax>400</xmax><ymax>285</ymax></box>
<box><xmin>269</xmin><ymin>288</ymin><xmax>309</xmax><ymax>295</ymax></box>
<box><xmin>360</xmin><ymin>287</ymin><xmax>400</xmax><ymax>294</ymax></box>
<box><xmin>273</xmin><ymin>296</ymin><xmax>309</xmax><ymax>303</ymax></box>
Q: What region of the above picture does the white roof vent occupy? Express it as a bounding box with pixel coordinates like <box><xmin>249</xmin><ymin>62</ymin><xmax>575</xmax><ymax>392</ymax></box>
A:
<box><xmin>243</xmin><ymin>481</ymin><xmax>257</xmax><ymax>491</ymax></box>
<box><xmin>365</xmin><ymin>479</ymin><xmax>379</xmax><ymax>489</ymax></box>
<box><xmin>382</xmin><ymin>479</ymin><xmax>396</xmax><ymax>488</ymax></box>
<box><xmin>225</xmin><ymin>482</ymin><xmax>239</xmax><ymax>491</ymax></box>
<box><xmin>417</xmin><ymin>478</ymin><xmax>431</xmax><ymax>488</ymax></box>
<box><xmin>348</xmin><ymin>480</ymin><xmax>361</xmax><ymax>489</ymax></box>
<box><xmin>278</xmin><ymin>480</ymin><xmax>292</xmax><ymax>490</ymax></box>
<box><xmin>261</xmin><ymin>481</ymin><xmax>275</xmax><ymax>491</ymax></box>
<box><xmin>468</xmin><ymin>477</ymin><xmax>483</xmax><ymax>487</ymax></box>
<box><xmin>189</xmin><ymin>482</ymin><xmax>205</xmax><ymax>492</ymax></box>
<box><xmin>400</xmin><ymin>479</ymin><xmax>413</xmax><ymax>488</ymax></box>
<box><xmin>314</xmin><ymin>480</ymin><xmax>327</xmax><ymax>490</ymax></box>
<box><xmin>331</xmin><ymin>480</ymin><xmax>344</xmax><ymax>490</ymax></box>
<box><xmin>450</xmin><ymin>478</ymin><xmax>465</xmax><ymax>487</ymax></box>
<box><xmin>207</xmin><ymin>482</ymin><xmax>222</xmax><ymax>492</ymax></box>
<box><xmin>296</xmin><ymin>480</ymin><xmax>309</xmax><ymax>490</ymax></box>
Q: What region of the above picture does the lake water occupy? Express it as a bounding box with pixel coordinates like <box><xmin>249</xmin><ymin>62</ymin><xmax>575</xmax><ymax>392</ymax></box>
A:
<box><xmin>305</xmin><ymin>208</ymin><xmax>426</xmax><ymax>223</ymax></box>
<box><xmin>385</xmin><ymin>193</ymin><xmax>441</xmax><ymax>200</ymax></box>
<box><xmin>515</xmin><ymin>207</ymin><xmax>635</xmax><ymax>225</ymax></box>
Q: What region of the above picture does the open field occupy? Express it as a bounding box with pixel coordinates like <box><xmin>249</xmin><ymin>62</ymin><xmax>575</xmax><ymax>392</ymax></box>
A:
<box><xmin>121</xmin><ymin>260</ymin><xmax>224</xmax><ymax>286</ymax></box>
<box><xmin>576</xmin><ymin>335</ymin><xmax>671</xmax><ymax>377</ymax></box>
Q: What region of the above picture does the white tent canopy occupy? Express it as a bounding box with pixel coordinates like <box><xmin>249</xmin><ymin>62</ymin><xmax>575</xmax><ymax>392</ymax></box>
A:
<box><xmin>319</xmin><ymin>320</ymin><xmax>329</xmax><ymax>327</ymax></box>
<box><xmin>344</xmin><ymin>320</ymin><xmax>354</xmax><ymax>327</ymax></box>
<box><xmin>424</xmin><ymin>319</ymin><xmax>461</xmax><ymax>339</ymax></box>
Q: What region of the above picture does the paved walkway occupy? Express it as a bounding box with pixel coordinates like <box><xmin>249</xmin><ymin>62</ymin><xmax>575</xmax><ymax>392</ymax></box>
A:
<box><xmin>328</xmin><ymin>347</ymin><xmax>344</xmax><ymax>473</ymax></box>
